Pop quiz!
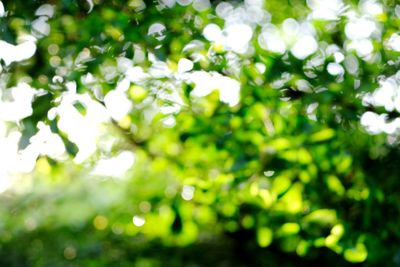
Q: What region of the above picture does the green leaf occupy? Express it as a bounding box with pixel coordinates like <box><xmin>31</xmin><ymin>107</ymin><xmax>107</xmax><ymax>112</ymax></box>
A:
<box><xmin>309</xmin><ymin>129</ymin><xmax>335</xmax><ymax>143</ymax></box>
<box><xmin>257</xmin><ymin>227</ymin><xmax>274</xmax><ymax>248</ymax></box>
<box><xmin>344</xmin><ymin>243</ymin><xmax>368</xmax><ymax>263</ymax></box>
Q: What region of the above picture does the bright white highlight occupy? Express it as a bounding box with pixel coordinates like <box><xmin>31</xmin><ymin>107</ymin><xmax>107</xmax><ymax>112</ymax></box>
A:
<box><xmin>225</xmin><ymin>24</ymin><xmax>253</xmax><ymax>53</ymax></box>
<box><xmin>360</xmin><ymin>111</ymin><xmax>386</xmax><ymax>134</ymax></box>
<box><xmin>258</xmin><ymin>26</ymin><xmax>286</xmax><ymax>54</ymax></box>
<box><xmin>177</xmin><ymin>58</ymin><xmax>193</xmax><ymax>73</ymax></box>
<box><xmin>203</xmin><ymin>24</ymin><xmax>223</xmax><ymax>42</ymax></box>
<box><xmin>193</xmin><ymin>0</ymin><xmax>210</xmax><ymax>11</ymax></box>
<box><xmin>181</xmin><ymin>185</ymin><xmax>195</xmax><ymax>201</ymax></box>
<box><xmin>334</xmin><ymin>52</ymin><xmax>345</xmax><ymax>63</ymax></box>
<box><xmin>32</xmin><ymin>17</ymin><xmax>51</xmax><ymax>37</ymax></box>
<box><xmin>92</xmin><ymin>151</ymin><xmax>135</xmax><ymax>177</ymax></box>
<box><xmin>35</xmin><ymin>4</ymin><xmax>55</xmax><ymax>17</ymax></box>
<box><xmin>148</xmin><ymin>23</ymin><xmax>166</xmax><ymax>41</ymax></box>
<box><xmin>132</xmin><ymin>215</ymin><xmax>146</xmax><ymax>227</ymax></box>
<box><xmin>360</xmin><ymin>112</ymin><xmax>400</xmax><ymax>135</ymax></box>
<box><xmin>0</xmin><ymin>1</ymin><xmax>5</xmax><ymax>17</ymax></box>
<box><xmin>348</xmin><ymin>39</ymin><xmax>374</xmax><ymax>58</ymax></box>
<box><xmin>203</xmin><ymin>23</ymin><xmax>253</xmax><ymax>54</ymax></box>
<box><xmin>0</xmin><ymin>130</ymin><xmax>23</xmax><ymax>193</ymax></box>
<box><xmin>54</xmin><ymin>91</ymin><xmax>109</xmax><ymax>163</ymax></box>
<box><xmin>125</xmin><ymin>66</ymin><xmax>149</xmax><ymax>83</ymax></box>
<box><xmin>386</xmin><ymin>33</ymin><xmax>400</xmax><ymax>52</ymax></box>
<box><xmin>327</xmin><ymin>63</ymin><xmax>345</xmax><ymax>76</ymax></box>
<box><xmin>291</xmin><ymin>35</ymin><xmax>318</xmax><ymax>59</ymax></box>
<box><xmin>104</xmin><ymin>90</ymin><xmax>132</xmax><ymax>121</ymax></box>
<box><xmin>160</xmin><ymin>0</ymin><xmax>176</xmax><ymax>8</ymax></box>
<box><xmin>28</xmin><ymin>122</ymin><xmax>66</xmax><ymax>161</ymax></box>
<box><xmin>177</xmin><ymin>0</ymin><xmax>192</xmax><ymax>6</ymax></box>
<box><xmin>307</xmin><ymin>0</ymin><xmax>346</xmax><ymax>20</ymax></box>
<box><xmin>361</xmin><ymin>75</ymin><xmax>400</xmax><ymax>135</ymax></box>
<box><xmin>345</xmin><ymin>18</ymin><xmax>376</xmax><ymax>40</ymax></box>
<box><xmin>258</xmin><ymin>20</ymin><xmax>318</xmax><ymax>59</ymax></box>
<box><xmin>189</xmin><ymin>71</ymin><xmax>241</xmax><ymax>106</ymax></box>
<box><xmin>0</xmin><ymin>39</ymin><xmax>37</xmax><ymax>66</ymax></box>
<box><xmin>363</xmin><ymin>77</ymin><xmax>400</xmax><ymax>112</ymax></box>
<box><xmin>0</xmin><ymin>83</ymin><xmax>36</xmax><ymax>121</ymax></box>
<box><xmin>360</xmin><ymin>0</ymin><xmax>383</xmax><ymax>17</ymax></box>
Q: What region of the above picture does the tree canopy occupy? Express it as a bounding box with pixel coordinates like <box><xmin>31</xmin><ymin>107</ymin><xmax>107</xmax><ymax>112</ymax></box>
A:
<box><xmin>1</xmin><ymin>0</ymin><xmax>400</xmax><ymax>266</ymax></box>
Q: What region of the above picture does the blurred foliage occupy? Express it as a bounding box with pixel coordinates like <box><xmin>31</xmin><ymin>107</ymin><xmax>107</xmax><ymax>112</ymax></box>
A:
<box><xmin>1</xmin><ymin>0</ymin><xmax>400</xmax><ymax>266</ymax></box>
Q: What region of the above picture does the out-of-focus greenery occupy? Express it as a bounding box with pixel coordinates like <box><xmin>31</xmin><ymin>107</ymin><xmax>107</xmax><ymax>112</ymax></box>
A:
<box><xmin>1</xmin><ymin>0</ymin><xmax>400</xmax><ymax>266</ymax></box>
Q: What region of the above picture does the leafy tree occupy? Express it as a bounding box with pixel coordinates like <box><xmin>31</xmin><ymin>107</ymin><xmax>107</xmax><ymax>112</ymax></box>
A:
<box><xmin>1</xmin><ymin>0</ymin><xmax>400</xmax><ymax>266</ymax></box>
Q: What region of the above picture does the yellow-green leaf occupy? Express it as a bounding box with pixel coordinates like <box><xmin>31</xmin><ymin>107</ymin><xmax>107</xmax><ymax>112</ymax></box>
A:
<box><xmin>309</xmin><ymin>128</ymin><xmax>335</xmax><ymax>142</ymax></box>
<box><xmin>257</xmin><ymin>227</ymin><xmax>274</xmax><ymax>247</ymax></box>
<box><xmin>344</xmin><ymin>243</ymin><xmax>368</xmax><ymax>263</ymax></box>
